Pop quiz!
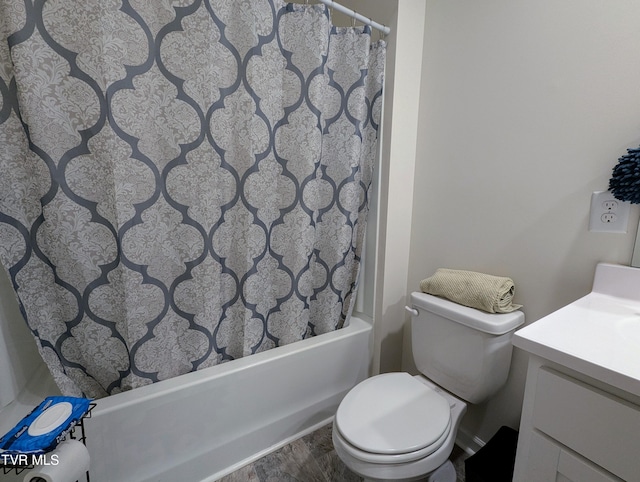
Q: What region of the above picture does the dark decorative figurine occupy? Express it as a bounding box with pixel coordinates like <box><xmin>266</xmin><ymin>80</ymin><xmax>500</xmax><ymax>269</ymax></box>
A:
<box><xmin>610</xmin><ymin>146</ymin><xmax>640</xmax><ymax>204</ymax></box>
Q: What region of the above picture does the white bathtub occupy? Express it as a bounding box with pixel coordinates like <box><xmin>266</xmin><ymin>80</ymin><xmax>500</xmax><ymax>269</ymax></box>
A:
<box><xmin>83</xmin><ymin>315</ymin><xmax>372</xmax><ymax>482</ymax></box>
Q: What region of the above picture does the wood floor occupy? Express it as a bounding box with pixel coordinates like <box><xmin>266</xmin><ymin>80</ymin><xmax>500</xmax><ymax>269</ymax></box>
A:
<box><xmin>218</xmin><ymin>423</ymin><xmax>469</xmax><ymax>481</ymax></box>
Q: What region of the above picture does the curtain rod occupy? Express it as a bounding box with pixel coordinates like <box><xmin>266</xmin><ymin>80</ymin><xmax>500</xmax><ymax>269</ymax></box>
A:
<box><xmin>315</xmin><ymin>0</ymin><xmax>391</xmax><ymax>36</ymax></box>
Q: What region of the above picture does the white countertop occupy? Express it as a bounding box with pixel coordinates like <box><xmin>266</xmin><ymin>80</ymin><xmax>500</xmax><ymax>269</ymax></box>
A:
<box><xmin>513</xmin><ymin>263</ymin><xmax>640</xmax><ymax>398</ymax></box>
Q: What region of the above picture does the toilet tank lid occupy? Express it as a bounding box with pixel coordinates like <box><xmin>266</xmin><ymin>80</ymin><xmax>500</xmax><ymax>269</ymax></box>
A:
<box><xmin>410</xmin><ymin>292</ymin><xmax>525</xmax><ymax>335</ymax></box>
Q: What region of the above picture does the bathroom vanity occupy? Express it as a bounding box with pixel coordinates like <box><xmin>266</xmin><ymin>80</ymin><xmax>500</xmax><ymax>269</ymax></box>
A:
<box><xmin>512</xmin><ymin>263</ymin><xmax>640</xmax><ymax>482</ymax></box>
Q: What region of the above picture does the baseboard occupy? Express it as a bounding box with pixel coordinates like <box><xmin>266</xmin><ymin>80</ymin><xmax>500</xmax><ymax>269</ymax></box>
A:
<box><xmin>455</xmin><ymin>427</ymin><xmax>485</xmax><ymax>455</ymax></box>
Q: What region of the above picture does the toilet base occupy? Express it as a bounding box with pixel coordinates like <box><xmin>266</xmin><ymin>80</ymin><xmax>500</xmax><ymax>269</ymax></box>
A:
<box><xmin>427</xmin><ymin>460</ymin><xmax>456</xmax><ymax>482</ymax></box>
<box><xmin>361</xmin><ymin>460</ymin><xmax>456</xmax><ymax>482</ymax></box>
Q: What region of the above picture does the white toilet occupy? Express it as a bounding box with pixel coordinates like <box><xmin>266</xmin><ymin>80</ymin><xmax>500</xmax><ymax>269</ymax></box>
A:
<box><xmin>332</xmin><ymin>291</ymin><xmax>524</xmax><ymax>482</ymax></box>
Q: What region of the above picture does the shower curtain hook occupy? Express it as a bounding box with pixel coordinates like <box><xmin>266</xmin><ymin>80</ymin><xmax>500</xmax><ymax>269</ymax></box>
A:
<box><xmin>351</xmin><ymin>16</ymin><xmax>356</xmax><ymax>28</ymax></box>
<box><xmin>375</xmin><ymin>22</ymin><xmax>386</xmax><ymax>41</ymax></box>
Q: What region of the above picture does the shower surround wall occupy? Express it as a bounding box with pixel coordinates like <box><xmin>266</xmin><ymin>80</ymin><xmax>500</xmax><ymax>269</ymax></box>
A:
<box><xmin>0</xmin><ymin>0</ymin><xmax>384</xmax><ymax>398</ymax></box>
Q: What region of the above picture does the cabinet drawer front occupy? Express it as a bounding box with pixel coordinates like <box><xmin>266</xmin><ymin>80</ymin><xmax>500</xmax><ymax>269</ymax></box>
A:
<box><xmin>531</xmin><ymin>368</ymin><xmax>640</xmax><ymax>482</ymax></box>
<box><xmin>526</xmin><ymin>431</ymin><xmax>622</xmax><ymax>482</ymax></box>
<box><xmin>557</xmin><ymin>446</ymin><xmax>621</xmax><ymax>482</ymax></box>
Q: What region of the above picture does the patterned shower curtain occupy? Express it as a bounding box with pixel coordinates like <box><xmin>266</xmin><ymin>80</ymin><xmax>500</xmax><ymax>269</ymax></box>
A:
<box><xmin>0</xmin><ymin>0</ymin><xmax>385</xmax><ymax>398</ymax></box>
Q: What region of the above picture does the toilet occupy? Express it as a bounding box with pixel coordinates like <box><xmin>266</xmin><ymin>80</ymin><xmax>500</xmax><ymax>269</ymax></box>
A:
<box><xmin>332</xmin><ymin>291</ymin><xmax>524</xmax><ymax>482</ymax></box>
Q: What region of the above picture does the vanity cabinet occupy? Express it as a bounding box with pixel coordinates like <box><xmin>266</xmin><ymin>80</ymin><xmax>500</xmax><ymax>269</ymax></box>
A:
<box><xmin>512</xmin><ymin>263</ymin><xmax>640</xmax><ymax>482</ymax></box>
<box><xmin>513</xmin><ymin>357</ymin><xmax>639</xmax><ymax>482</ymax></box>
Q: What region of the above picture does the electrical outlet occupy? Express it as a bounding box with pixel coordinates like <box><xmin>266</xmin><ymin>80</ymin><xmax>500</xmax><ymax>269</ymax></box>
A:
<box><xmin>589</xmin><ymin>191</ymin><xmax>630</xmax><ymax>233</ymax></box>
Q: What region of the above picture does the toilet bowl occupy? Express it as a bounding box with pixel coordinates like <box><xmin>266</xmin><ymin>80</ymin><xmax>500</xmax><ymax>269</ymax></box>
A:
<box><xmin>332</xmin><ymin>373</ymin><xmax>466</xmax><ymax>482</ymax></box>
<box><xmin>332</xmin><ymin>292</ymin><xmax>524</xmax><ymax>481</ymax></box>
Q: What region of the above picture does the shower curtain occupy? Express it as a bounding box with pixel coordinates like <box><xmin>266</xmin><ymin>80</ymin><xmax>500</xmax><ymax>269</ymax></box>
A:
<box><xmin>0</xmin><ymin>0</ymin><xmax>385</xmax><ymax>398</ymax></box>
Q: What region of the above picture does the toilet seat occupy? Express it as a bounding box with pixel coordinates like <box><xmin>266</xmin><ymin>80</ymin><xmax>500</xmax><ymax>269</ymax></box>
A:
<box><xmin>334</xmin><ymin>373</ymin><xmax>452</xmax><ymax>464</ymax></box>
<box><xmin>335</xmin><ymin>417</ymin><xmax>451</xmax><ymax>464</ymax></box>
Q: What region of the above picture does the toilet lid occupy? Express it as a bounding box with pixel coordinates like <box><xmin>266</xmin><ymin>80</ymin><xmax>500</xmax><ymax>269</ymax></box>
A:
<box><xmin>335</xmin><ymin>373</ymin><xmax>451</xmax><ymax>456</ymax></box>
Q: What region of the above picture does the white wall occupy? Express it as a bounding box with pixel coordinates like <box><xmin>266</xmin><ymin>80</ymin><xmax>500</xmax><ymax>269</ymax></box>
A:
<box><xmin>372</xmin><ymin>0</ymin><xmax>426</xmax><ymax>374</ymax></box>
<box><xmin>337</xmin><ymin>0</ymin><xmax>426</xmax><ymax>374</ymax></box>
<box><xmin>406</xmin><ymin>0</ymin><xmax>640</xmax><ymax>446</ymax></box>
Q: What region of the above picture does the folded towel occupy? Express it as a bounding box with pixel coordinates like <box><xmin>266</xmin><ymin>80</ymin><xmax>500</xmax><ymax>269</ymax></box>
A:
<box><xmin>420</xmin><ymin>268</ymin><xmax>522</xmax><ymax>313</ymax></box>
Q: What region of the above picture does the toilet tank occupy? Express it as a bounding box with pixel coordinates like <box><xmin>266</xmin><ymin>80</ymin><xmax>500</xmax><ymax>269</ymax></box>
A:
<box><xmin>410</xmin><ymin>292</ymin><xmax>524</xmax><ymax>404</ymax></box>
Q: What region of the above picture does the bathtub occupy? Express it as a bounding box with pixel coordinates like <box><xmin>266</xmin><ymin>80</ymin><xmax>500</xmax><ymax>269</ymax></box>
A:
<box><xmin>82</xmin><ymin>315</ymin><xmax>372</xmax><ymax>482</ymax></box>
